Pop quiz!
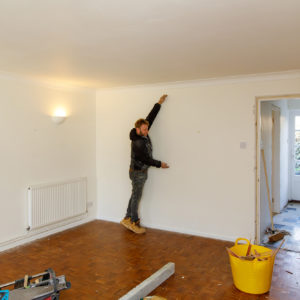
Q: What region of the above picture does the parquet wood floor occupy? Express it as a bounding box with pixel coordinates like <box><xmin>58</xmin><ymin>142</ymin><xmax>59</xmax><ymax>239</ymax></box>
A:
<box><xmin>0</xmin><ymin>220</ymin><xmax>299</xmax><ymax>299</ymax></box>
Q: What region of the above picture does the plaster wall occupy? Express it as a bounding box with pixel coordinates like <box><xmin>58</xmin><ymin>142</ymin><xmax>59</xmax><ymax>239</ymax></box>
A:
<box><xmin>0</xmin><ymin>75</ymin><xmax>97</xmax><ymax>246</ymax></box>
<box><xmin>96</xmin><ymin>75</ymin><xmax>300</xmax><ymax>241</ymax></box>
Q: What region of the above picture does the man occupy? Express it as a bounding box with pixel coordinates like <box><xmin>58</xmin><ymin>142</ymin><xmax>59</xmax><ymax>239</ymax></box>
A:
<box><xmin>121</xmin><ymin>94</ymin><xmax>169</xmax><ymax>234</ymax></box>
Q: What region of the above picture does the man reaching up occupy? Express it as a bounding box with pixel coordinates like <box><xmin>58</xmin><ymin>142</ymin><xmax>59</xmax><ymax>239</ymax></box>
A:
<box><xmin>121</xmin><ymin>94</ymin><xmax>169</xmax><ymax>234</ymax></box>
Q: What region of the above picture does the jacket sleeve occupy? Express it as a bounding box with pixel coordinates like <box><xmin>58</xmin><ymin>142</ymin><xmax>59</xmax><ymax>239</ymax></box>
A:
<box><xmin>130</xmin><ymin>128</ymin><xmax>139</xmax><ymax>141</ymax></box>
<box><xmin>146</xmin><ymin>103</ymin><xmax>161</xmax><ymax>129</ymax></box>
<box><xmin>132</xmin><ymin>139</ymin><xmax>161</xmax><ymax>168</ymax></box>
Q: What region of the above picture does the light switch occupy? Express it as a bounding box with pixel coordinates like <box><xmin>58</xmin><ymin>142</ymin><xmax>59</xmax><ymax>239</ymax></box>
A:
<box><xmin>240</xmin><ymin>141</ymin><xmax>247</xmax><ymax>149</ymax></box>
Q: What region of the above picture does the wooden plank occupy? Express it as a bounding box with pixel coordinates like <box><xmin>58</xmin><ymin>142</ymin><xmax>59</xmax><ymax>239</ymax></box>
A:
<box><xmin>261</xmin><ymin>149</ymin><xmax>274</xmax><ymax>230</ymax></box>
<box><xmin>119</xmin><ymin>262</ymin><xmax>175</xmax><ymax>300</ymax></box>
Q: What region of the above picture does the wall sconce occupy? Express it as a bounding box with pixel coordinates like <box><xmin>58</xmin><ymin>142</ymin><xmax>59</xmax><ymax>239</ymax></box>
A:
<box><xmin>52</xmin><ymin>108</ymin><xmax>67</xmax><ymax>124</ymax></box>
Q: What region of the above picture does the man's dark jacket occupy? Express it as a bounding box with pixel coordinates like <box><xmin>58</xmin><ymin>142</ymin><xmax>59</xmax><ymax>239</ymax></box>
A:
<box><xmin>130</xmin><ymin>103</ymin><xmax>162</xmax><ymax>171</ymax></box>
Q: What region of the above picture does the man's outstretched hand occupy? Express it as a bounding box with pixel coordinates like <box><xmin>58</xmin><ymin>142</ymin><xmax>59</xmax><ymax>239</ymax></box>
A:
<box><xmin>161</xmin><ymin>162</ymin><xmax>169</xmax><ymax>168</ymax></box>
<box><xmin>158</xmin><ymin>94</ymin><xmax>168</xmax><ymax>104</ymax></box>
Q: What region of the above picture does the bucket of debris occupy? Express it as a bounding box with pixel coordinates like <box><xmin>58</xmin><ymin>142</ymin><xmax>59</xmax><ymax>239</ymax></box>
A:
<box><xmin>227</xmin><ymin>238</ymin><xmax>283</xmax><ymax>294</ymax></box>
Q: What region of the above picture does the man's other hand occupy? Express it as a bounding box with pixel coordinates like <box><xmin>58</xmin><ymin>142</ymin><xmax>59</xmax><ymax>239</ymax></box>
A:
<box><xmin>158</xmin><ymin>94</ymin><xmax>168</xmax><ymax>104</ymax></box>
<box><xmin>161</xmin><ymin>162</ymin><xmax>169</xmax><ymax>168</ymax></box>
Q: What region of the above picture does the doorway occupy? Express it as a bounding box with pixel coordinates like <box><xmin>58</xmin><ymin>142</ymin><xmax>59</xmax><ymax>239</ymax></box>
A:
<box><xmin>256</xmin><ymin>96</ymin><xmax>300</xmax><ymax>252</ymax></box>
<box><xmin>258</xmin><ymin>101</ymin><xmax>281</xmax><ymax>242</ymax></box>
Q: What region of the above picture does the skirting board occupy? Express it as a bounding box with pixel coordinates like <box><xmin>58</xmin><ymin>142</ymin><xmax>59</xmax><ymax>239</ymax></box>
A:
<box><xmin>98</xmin><ymin>216</ymin><xmax>237</xmax><ymax>242</ymax></box>
<box><xmin>119</xmin><ymin>262</ymin><xmax>175</xmax><ymax>300</ymax></box>
<box><xmin>0</xmin><ymin>215</ymin><xmax>94</xmax><ymax>252</ymax></box>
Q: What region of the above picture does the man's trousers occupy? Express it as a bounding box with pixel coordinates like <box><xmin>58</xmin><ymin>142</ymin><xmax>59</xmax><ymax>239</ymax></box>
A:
<box><xmin>125</xmin><ymin>169</ymin><xmax>148</xmax><ymax>222</ymax></box>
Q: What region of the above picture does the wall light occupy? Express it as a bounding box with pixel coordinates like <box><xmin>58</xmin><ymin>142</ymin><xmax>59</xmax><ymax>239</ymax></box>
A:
<box><xmin>52</xmin><ymin>108</ymin><xmax>67</xmax><ymax>124</ymax></box>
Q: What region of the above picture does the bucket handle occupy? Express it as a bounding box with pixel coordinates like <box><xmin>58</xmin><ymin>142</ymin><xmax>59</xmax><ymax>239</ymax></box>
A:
<box><xmin>235</xmin><ymin>238</ymin><xmax>250</xmax><ymax>246</ymax></box>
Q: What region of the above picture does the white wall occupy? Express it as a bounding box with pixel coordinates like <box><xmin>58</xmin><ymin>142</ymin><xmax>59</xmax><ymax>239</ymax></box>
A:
<box><xmin>96</xmin><ymin>74</ymin><xmax>300</xmax><ymax>241</ymax></box>
<box><xmin>0</xmin><ymin>75</ymin><xmax>97</xmax><ymax>247</ymax></box>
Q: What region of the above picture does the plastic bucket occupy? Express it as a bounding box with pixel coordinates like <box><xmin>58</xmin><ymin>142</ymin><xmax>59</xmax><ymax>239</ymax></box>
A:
<box><xmin>228</xmin><ymin>238</ymin><xmax>275</xmax><ymax>294</ymax></box>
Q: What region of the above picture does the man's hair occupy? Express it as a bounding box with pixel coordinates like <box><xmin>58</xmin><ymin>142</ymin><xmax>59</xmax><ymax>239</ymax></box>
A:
<box><xmin>135</xmin><ymin>118</ymin><xmax>149</xmax><ymax>128</ymax></box>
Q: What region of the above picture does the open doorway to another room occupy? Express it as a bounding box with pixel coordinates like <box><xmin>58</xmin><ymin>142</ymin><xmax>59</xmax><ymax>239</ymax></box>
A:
<box><xmin>257</xmin><ymin>96</ymin><xmax>300</xmax><ymax>252</ymax></box>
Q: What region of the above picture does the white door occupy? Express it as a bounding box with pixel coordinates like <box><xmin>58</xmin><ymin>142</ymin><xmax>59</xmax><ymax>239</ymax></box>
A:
<box><xmin>290</xmin><ymin>111</ymin><xmax>300</xmax><ymax>200</ymax></box>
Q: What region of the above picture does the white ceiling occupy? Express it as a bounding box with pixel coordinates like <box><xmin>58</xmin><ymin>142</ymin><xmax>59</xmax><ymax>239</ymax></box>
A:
<box><xmin>1</xmin><ymin>0</ymin><xmax>300</xmax><ymax>89</ymax></box>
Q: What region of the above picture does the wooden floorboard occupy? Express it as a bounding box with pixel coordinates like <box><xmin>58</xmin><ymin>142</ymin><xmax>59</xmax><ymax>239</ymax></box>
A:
<box><xmin>0</xmin><ymin>220</ymin><xmax>299</xmax><ymax>299</ymax></box>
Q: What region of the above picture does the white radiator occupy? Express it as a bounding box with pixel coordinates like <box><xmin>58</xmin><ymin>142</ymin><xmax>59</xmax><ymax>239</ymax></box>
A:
<box><xmin>28</xmin><ymin>177</ymin><xmax>87</xmax><ymax>230</ymax></box>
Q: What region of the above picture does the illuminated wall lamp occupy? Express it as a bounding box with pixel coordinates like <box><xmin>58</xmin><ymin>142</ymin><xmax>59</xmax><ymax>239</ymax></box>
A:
<box><xmin>52</xmin><ymin>108</ymin><xmax>67</xmax><ymax>124</ymax></box>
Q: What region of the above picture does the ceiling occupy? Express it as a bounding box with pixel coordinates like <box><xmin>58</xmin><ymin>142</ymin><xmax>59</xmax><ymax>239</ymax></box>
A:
<box><xmin>1</xmin><ymin>0</ymin><xmax>300</xmax><ymax>89</ymax></box>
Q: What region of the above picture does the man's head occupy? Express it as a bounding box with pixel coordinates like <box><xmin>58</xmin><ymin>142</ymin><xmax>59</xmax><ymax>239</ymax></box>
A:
<box><xmin>135</xmin><ymin>118</ymin><xmax>149</xmax><ymax>137</ymax></box>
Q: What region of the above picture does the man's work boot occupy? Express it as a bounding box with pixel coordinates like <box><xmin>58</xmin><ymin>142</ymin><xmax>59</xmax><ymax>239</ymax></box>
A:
<box><xmin>127</xmin><ymin>220</ymin><xmax>146</xmax><ymax>234</ymax></box>
<box><xmin>120</xmin><ymin>217</ymin><xmax>131</xmax><ymax>230</ymax></box>
<box><xmin>129</xmin><ymin>221</ymin><xmax>146</xmax><ymax>234</ymax></box>
<box><xmin>121</xmin><ymin>218</ymin><xmax>146</xmax><ymax>234</ymax></box>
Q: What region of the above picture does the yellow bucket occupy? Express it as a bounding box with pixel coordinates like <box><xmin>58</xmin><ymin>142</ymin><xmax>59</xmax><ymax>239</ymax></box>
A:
<box><xmin>228</xmin><ymin>238</ymin><xmax>275</xmax><ymax>294</ymax></box>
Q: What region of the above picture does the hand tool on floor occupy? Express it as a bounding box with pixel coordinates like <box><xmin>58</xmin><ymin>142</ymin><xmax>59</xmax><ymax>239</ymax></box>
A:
<box><xmin>0</xmin><ymin>268</ymin><xmax>70</xmax><ymax>300</ymax></box>
<box><xmin>261</xmin><ymin>149</ymin><xmax>288</xmax><ymax>242</ymax></box>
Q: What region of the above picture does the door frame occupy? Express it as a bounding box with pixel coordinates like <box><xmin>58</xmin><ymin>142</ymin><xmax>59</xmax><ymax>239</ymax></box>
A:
<box><xmin>255</xmin><ymin>94</ymin><xmax>300</xmax><ymax>244</ymax></box>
